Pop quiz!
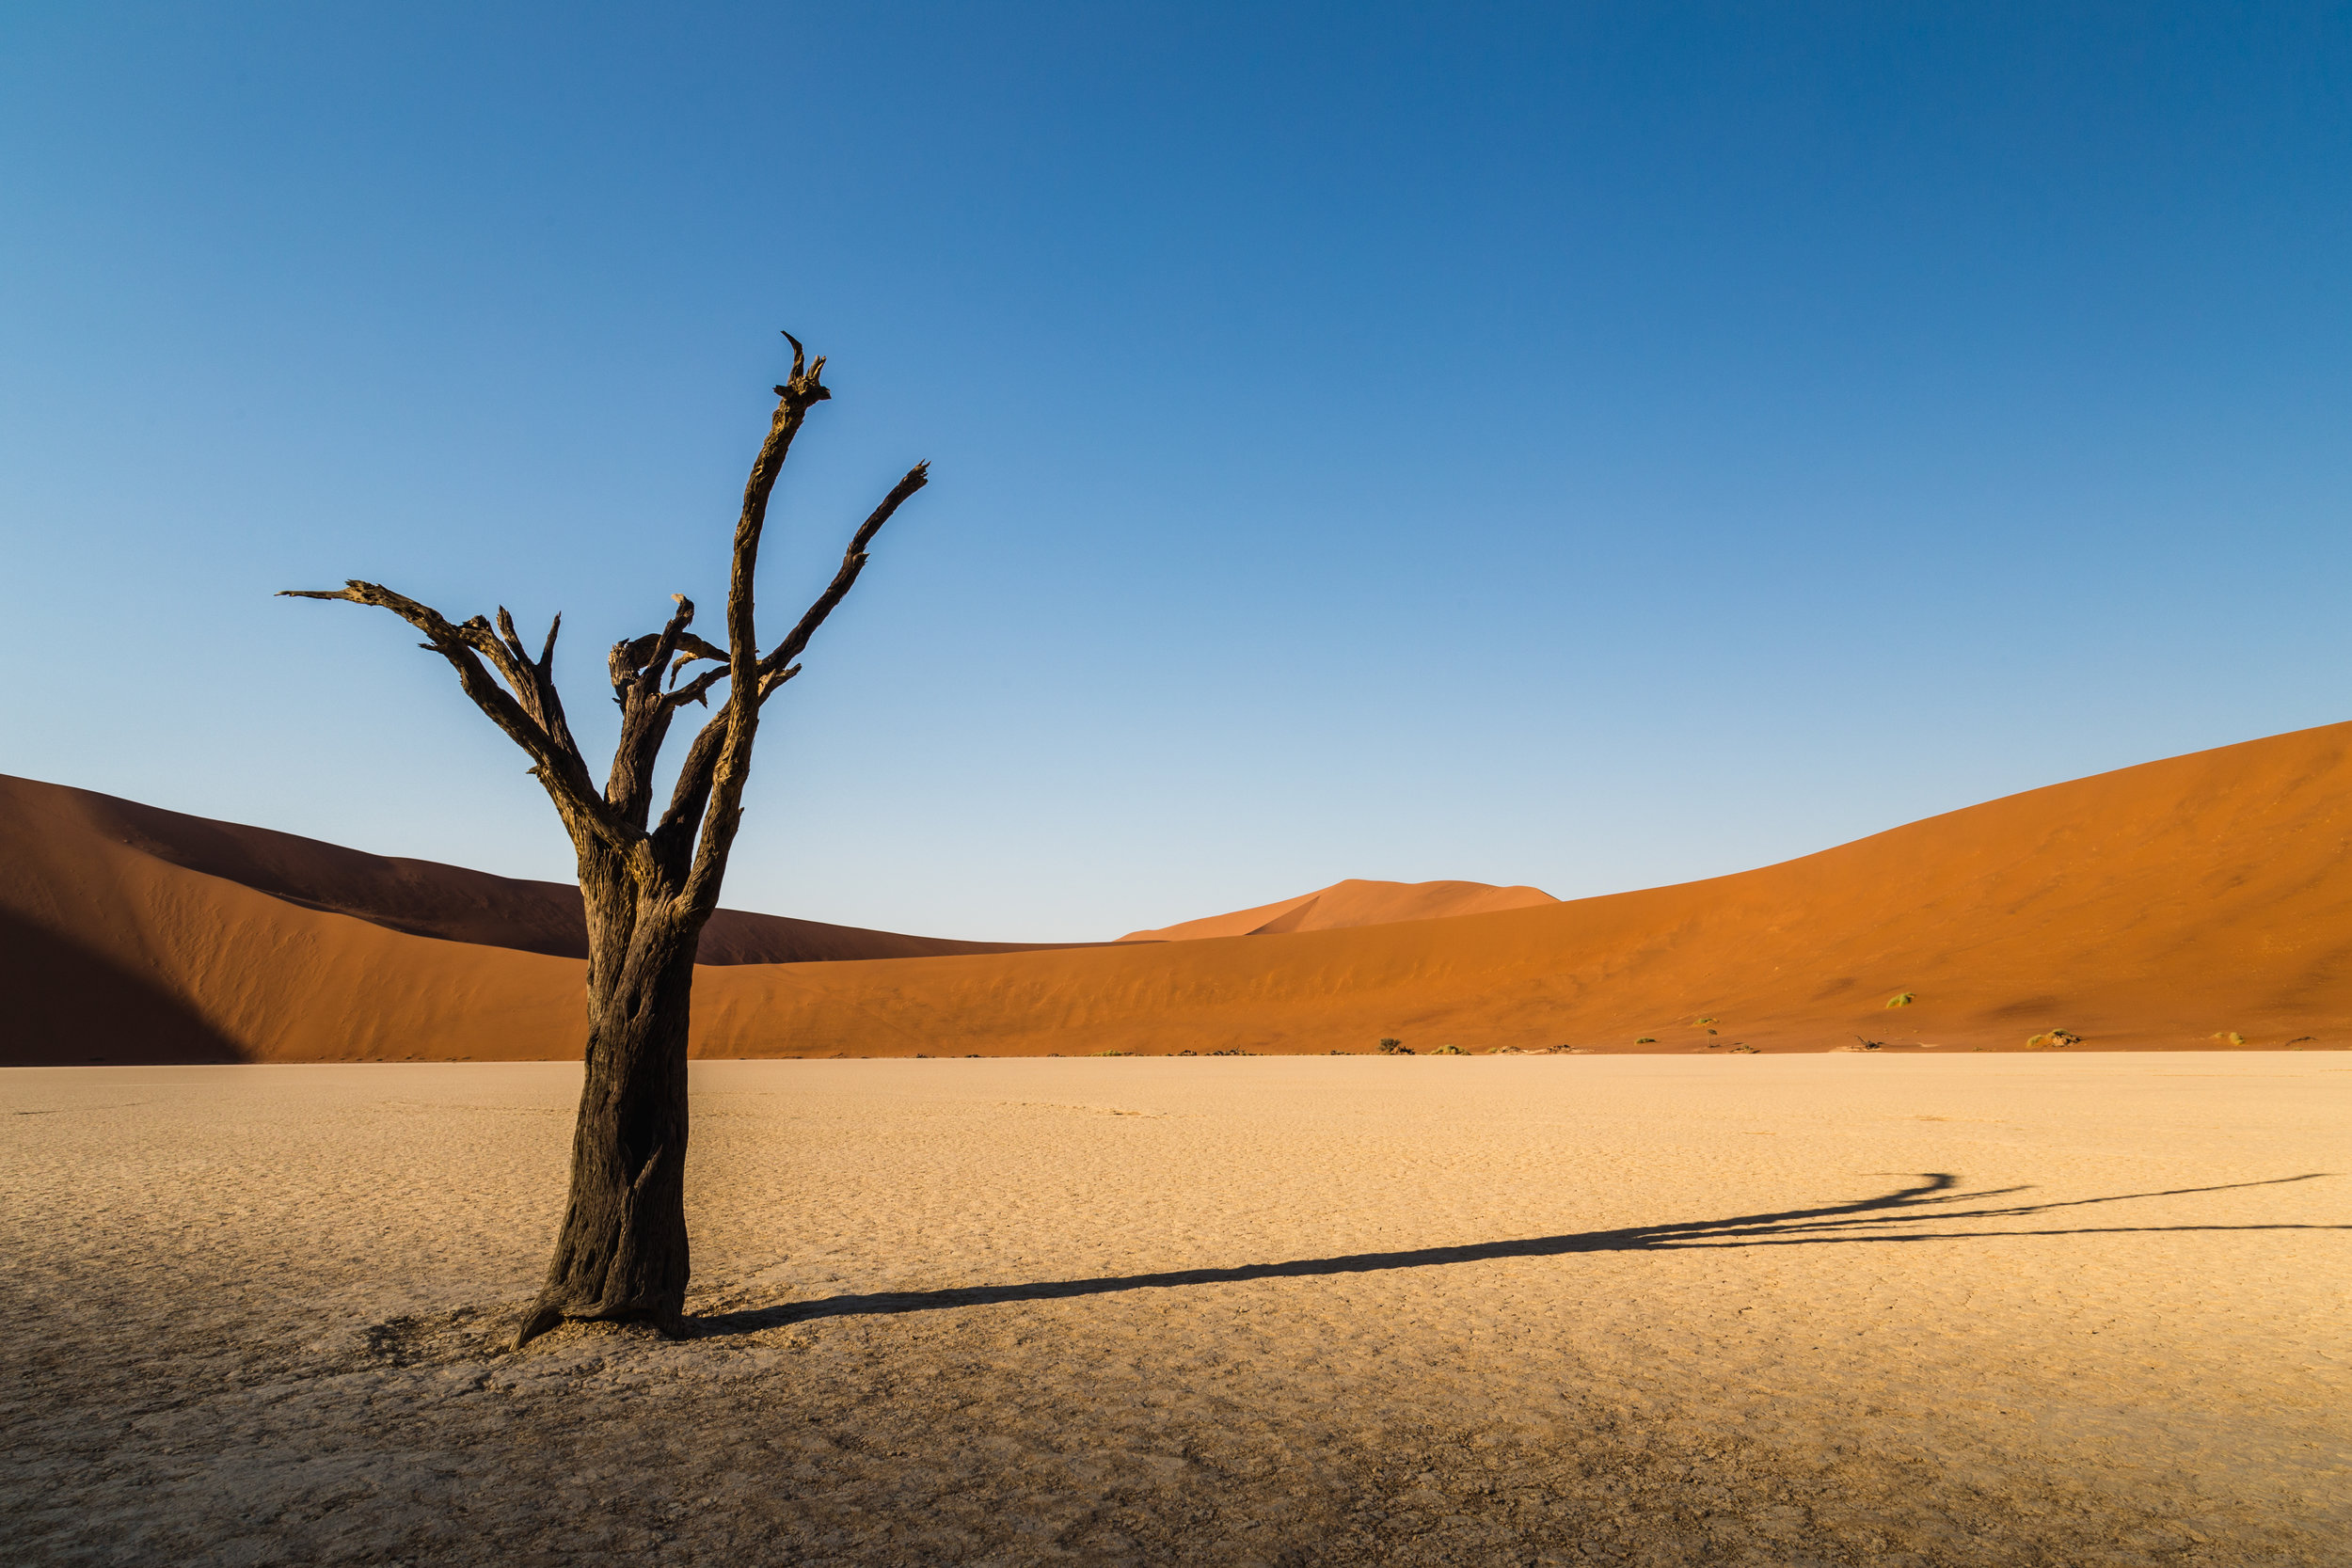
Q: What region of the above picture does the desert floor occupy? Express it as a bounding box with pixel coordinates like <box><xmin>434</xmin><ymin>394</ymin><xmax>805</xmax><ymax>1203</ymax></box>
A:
<box><xmin>3</xmin><ymin>1054</ymin><xmax>2345</xmax><ymax>1566</ymax></box>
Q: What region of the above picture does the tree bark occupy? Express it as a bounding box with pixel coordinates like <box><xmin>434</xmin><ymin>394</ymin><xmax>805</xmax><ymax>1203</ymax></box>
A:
<box><xmin>513</xmin><ymin>876</ymin><xmax>704</xmax><ymax>1342</ymax></box>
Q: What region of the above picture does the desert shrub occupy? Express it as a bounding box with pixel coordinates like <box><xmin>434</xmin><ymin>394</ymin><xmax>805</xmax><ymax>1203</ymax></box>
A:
<box><xmin>1375</xmin><ymin>1037</ymin><xmax>1404</xmax><ymax>1054</ymax></box>
<box><xmin>2026</xmin><ymin>1029</ymin><xmax>2083</xmax><ymax>1050</ymax></box>
<box><xmin>1854</xmin><ymin>1037</ymin><xmax>1885</xmax><ymax>1051</ymax></box>
<box><xmin>2212</xmin><ymin>1031</ymin><xmax>2246</xmax><ymax>1046</ymax></box>
<box><xmin>1433</xmin><ymin>1044</ymin><xmax>1463</xmax><ymax>1055</ymax></box>
<box><xmin>1635</xmin><ymin>1036</ymin><xmax>1657</xmax><ymax>1044</ymax></box>
<box><xmin>1885</xmin><ymin>991</ymin><xmax>1915</xmax><ymax>1007</ymax></box>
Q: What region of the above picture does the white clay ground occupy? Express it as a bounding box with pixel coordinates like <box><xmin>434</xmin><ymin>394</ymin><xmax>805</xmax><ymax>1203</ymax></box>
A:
<box><xmin>3</xmin><ymin>1053</ymin><xmax>2345</xmax><ymax>1565</ymax></box>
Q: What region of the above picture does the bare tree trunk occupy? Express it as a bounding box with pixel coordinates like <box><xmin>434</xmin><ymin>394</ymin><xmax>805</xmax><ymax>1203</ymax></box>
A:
<box><xmin>514</xmin><ymin>886</ymin><xmax>702</xmax><ymax>1343</ymax></box>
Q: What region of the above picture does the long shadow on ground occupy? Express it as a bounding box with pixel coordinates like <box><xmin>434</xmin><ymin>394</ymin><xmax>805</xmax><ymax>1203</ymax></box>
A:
<box><xmin>693</xmin><ymin>1171</ymin><xmax>2339</xmax><ymax>1338</ymax></box>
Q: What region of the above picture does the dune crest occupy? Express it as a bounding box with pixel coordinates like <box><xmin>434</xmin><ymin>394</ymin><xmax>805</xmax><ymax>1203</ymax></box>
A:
<box><xmin>1120</xmin><ymin>879</ymin><xmax>1560</xmax><ymax>942</ymax></box>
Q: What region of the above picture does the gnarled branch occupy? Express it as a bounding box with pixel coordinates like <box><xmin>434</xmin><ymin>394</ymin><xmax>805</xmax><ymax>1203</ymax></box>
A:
<box><xmin>655</xmin><ymin>460</ymin><xmax>926</xmax><ymax>869</ymax></box>
<box><xmin>673</xmin><ymin>337</ymin><xmax>834</xmax><ymax>909</ymax></box>
<box><xmin>285</xmin><ymin>335</ymin><xmax>924</xmax><ymax>904</ymax></box>
<box><xmin>758</xmin><ymin>461</ymin><xmax>930</xmax><ymax>684</ymax></box>
<box><xmin>606</xmin><ymin>594</ymin><xmax>703</xmax><ymax>827</ymax></box>
<box><xmin>278</xmin><ymin>581</ymin><xmax>627</xmax><ymax>852</ymax></box>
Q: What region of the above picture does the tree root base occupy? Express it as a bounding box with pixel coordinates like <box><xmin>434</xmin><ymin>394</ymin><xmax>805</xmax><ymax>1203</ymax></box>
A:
<box><xmin>512</xmin><ymin>1299</ymin><xmax>687</xmax><ymax>1351</ymax></box>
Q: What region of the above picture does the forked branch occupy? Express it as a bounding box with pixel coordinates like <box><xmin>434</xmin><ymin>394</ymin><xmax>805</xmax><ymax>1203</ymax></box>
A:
<box><xmin>656</xmin><ymin>460</ymin><xmax>927</xmax><ymax>865</ymax></box>
<box><xmin>276</xmin><ymin>580</ymin><xmax>628</xmax><ymax>849</ymax></box>
<box><xmin>286</xmin><ymin>332</ymin><xmax>928</xmax><ymax>903</ymax></box>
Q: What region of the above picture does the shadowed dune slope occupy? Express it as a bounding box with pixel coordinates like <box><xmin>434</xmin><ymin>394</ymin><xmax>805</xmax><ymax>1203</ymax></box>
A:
<box><xmin>1</xmin><ymin>776</ymin><xmax>589</xmax><ymax>1065</ymax></box>
<box><xmin>7</xmin><ymin>721</ymin><xmax>2352</xmax><ymax>1062</ymax></box>
<box><xmin>1118</xmin><ymin>879</ymin><xmax>1559</xmax><ymax>942</ymax></box>
<box><xmin>0</xmin><ymin>774</ymin><xmax>1067</xmax><ymax>1065</ymax></box>
<box><xmin>0</xmin><ymin>776</ymin><xmax>1076</xmax><ymax>966</ymax></box>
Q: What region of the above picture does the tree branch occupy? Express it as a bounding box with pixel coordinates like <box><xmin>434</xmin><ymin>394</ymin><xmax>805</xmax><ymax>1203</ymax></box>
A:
<box><xmin>605</xmin><ymin>594</ymin><xmax>701</xmax><ymax>826</ymax></box>
<box><xmin>672</xmin><ymin>335</ymin><xmax>833</xmax><ymax>905</ymax></box>
<box><xmin>654</xmin><ymin>458</ymin><xmax>925</xmax><ymax>873</ymax></box>
<box><xmin>278</xmin><ymin>581</ymin><xmax>627</xmax><ymax>853</ymax></box>
<box><xmin>757</xmin><ymin>461</ymin><xmax>929</xmax><ymax>686</ymax></box>
<box><xmin>488</xmin><ymin>605</ymin><xmax>584</xmax><ymax>761</ymax></box>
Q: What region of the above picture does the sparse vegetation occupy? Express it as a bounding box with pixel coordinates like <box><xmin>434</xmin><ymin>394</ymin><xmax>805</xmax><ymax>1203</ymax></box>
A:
<box><xmin>1433</xmin><ymin>1044</ymin><xmax>1463</xmax><ymax>1055</ymax></box>
<box><xmin>1092</xmin><ymin>1050</ymin><xmax>1129</xmax><ymax>1057</ymax></box>
<box><xmin>1885</xmin><ymin>991</ymin><xmax>1915</xmax><ymax>1007</ymax></box>
<box><xmin>2212</xmin><ymin>1031</ymin><xmax>2246</xmax><ymax>1046</ymax></box>
<box><xmin>2026</xmin><ymin>1029</ymin><xmax>2084</xmax><ymax>1050</ymax></box>
<box><xmin>1854</xmin><ymin>1037</ymin><xmax>1884</xmax><ymax>1051</ymax></box>
<box><xmin>1635</xmin><ymin>1036</ymin><xmax>1657</xmax><ymax>1044</ymax></box>
<box><xmin>1375</xmin><ymin>1038</ymin><xmax>1405</xmax><ymax>1054</ymax></box>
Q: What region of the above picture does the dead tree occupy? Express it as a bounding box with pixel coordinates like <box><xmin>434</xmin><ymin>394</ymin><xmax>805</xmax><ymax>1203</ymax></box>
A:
<box><xmin>285</xmin><ymin>336</ymin><xmax>926</xmax><ymax>1347</ymax></box>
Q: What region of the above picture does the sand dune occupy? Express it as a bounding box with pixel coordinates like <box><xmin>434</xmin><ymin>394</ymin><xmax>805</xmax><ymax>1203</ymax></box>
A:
<box><xmin>698</xmin><ymin>721</ymin><xmax>2352</xmax><ymax>1055</ymax></box>
<box><xmin>8</xmin><ymin>721</ymin><xmax>2352</xmax><ymax>1063</ymax></box>
<box><xmin>8</xmin><ymin>776</ymin><xmax>1073</xmax><ymax>966</ymax></box>
<box><xmin>0</xmin><ymin>774</ymin><xmax>1068</xmax><ymax>1066</ymax></box>
<box><xmin>1118</xmin><ymin>878</ymin><xmax>1558</xmax><ymax>942</ymax></box>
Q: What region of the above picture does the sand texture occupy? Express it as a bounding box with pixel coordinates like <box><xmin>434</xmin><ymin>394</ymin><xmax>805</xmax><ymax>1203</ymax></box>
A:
<box><xmin>1118</xmin><ymin>879</ymin><xmax>1561</xmax><ymax>942</ymax></box>
<box><xmin>8</xmin><ymin>721</ymin><xmax>2352</xmax><ymax>1064</ymax></box>
<box><xmin>3</xmin><ymin>1053</ymin><xmax>2344</xmax><ymax>1565</ymax></box>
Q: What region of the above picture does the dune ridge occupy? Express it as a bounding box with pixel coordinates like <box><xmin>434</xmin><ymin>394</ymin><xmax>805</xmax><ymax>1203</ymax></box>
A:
<box><xmin>7</xmin><ymin>721</ymin><xmax>2351</xmax><ymax>1064</ymax></box>
<box><xmin>1118</xmin><ymin>879</ymin><xmax>1559</xmax><ymax>942</ymax></box>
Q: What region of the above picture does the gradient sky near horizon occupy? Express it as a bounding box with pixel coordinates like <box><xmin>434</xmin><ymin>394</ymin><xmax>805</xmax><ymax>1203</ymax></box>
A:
<box><xmin>3</xmin><ymin>3</ymin><xmax>2347</xmax><ymax>941</ymax></box>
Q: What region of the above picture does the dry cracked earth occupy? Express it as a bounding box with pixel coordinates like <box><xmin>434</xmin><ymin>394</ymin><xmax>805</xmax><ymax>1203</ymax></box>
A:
<box><xmin>4</xmin><ymin>1054</ymin><xmax>2345</xmax><ymax>1565</ymax></box>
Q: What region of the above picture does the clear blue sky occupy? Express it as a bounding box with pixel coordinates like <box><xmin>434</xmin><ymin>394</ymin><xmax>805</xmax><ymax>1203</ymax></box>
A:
<box><xmin>3</xmin><ymin>3</ymin><xmax>2346</xmax><ymax>940</ymax></box>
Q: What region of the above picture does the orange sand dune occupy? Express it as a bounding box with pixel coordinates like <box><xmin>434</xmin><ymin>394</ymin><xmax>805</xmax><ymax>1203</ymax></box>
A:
<box><xmin>695</xmin><ymin>721</ymin><xmax>2352</xmax><ymax>1056</ymax></box>
<box><xmin>0</xmin><ymin>775</ymin><xmax>1069</xmax><ymax>1066</ymax></box>
<box><xmin>1119</xmin><ymin>879</ymin><xmax>1558</xmax><ymax>942</ymax></box>
<box><xmin>8</xmin><ymin>722</ymin><xmax>2352</xmax><ymax>1064</ymax></box>
<box><xmin>3</xmin><ymin>776</ymin><xmax>1074</xmax><ymax>966</ymax></box>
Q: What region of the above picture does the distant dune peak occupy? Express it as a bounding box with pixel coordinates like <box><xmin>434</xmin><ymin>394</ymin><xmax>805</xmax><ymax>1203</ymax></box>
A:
<box><xmin>1119</xmin><ymin>878</ymin><xmax>1561</xmax><ymax>942</ymax></box>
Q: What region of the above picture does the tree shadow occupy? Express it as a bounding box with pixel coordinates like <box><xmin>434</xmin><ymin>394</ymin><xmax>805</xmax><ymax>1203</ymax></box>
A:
<box><xmin>691</xmin><ymin>1171</ymin><xmax>2340</xmax><ymax>1338</ymax></box>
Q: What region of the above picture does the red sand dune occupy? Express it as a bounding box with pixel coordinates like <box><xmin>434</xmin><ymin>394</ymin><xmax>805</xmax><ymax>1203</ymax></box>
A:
<box><xmin>8</xmin><ymin>721</ymin><xmax>2352</xmax><ymax>1064</ymax></box>
<box><xmin>3</xmin><ymin>777</ymin><xmax>1075</xmax><ymax>966</ymax></box>
<box><xmin>1119</xmin><ymin>879</ymin><xmax>1558</xmax><ymax>942</ymax></box>
<box><xmin>0</xmin><ymin>776</ymin><xmax>1073</xmax><ymax>1065</ymax></box>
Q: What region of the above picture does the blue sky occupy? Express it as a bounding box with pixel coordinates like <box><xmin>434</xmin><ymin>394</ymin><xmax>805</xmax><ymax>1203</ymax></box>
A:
<box><xmin>3</xmin><ymin>3</ymin><xmax>2346</xmax><ymax>940</ymax></box>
